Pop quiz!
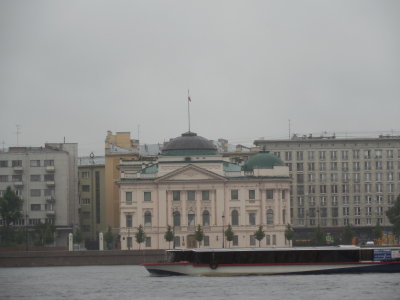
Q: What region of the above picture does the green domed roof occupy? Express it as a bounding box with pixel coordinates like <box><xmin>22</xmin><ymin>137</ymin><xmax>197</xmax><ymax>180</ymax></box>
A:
<box><xmin>243</xmin><ymin>151</ymin><xmax>285</xmax><ymax>171</ymax></box>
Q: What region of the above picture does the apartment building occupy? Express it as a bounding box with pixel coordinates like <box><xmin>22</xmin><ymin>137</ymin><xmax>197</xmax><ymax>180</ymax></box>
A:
<box><xmin>254</xmin><ymin>135</ymin><xmax>400</xmax><ymax>238</ymax></box>
<box><xmin>0</xmin><ymin>143</ymin><xmax>78</xmax><ymax>246</ymax></box>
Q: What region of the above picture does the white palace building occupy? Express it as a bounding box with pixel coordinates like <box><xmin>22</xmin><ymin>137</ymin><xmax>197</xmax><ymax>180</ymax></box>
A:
<box><xmin>118</xmin><ymin>132</ymin><xmax>291</xmax><ymax>250</ymax></box>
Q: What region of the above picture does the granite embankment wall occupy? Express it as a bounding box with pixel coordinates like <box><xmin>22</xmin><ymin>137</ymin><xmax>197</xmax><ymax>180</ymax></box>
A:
<box><xmin>0</xmin><ymin>250</ymin><xmax>165</xmax><ymax>267</ymax></box>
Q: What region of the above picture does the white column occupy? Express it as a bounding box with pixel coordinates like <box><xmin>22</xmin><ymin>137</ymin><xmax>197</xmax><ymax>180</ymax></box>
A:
<box><xmin>68</xmin><ymin>233</ymin><xmax>73</xmax><ymax>251</ymax></box>
<box><xmin>99</xmin><ymin>232</ymin><xmax>104</xmax><ymax>251</ymax></box>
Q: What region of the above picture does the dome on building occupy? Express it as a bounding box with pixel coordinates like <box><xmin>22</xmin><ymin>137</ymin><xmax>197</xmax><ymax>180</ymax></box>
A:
<box><xmin>243</xmin><ymin>151</ymin><xmax>285</xmax><ymax>171</ymax></box>
<box><xmin>162</xmin><ymin>131</ymin><xmax>218</xmax><ymax>156</ymax></box>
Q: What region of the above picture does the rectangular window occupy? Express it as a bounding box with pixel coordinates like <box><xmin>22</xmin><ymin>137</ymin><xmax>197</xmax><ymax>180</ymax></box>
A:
<box><xmin>285</xmin><ymin>152</ymin><xmax>292</xmax><ymax>161</ymax></box>
<box><xmin>145</xmin><ymin>237</ymin><xmax>151</xmax><ymax>247</ymax></box>
<box><xmin>248</xmin><ymin>189</ymin><xmax>255</xmax><ymax>200</ymax></box>
<box><xmin>330</xmin><ymin>151</ymin><xmax>337</xmax><ymax>160</ymax></box>
<box><xmin>204</xmin><ymin>236</ymin><xmax>210</xmax><ymax>247</ymax></box>
<box><xmin>266</xmin><ymin>189</ymin><xmax>274</xmax><ymax>200</ymax></box>
<box><xmin>366</xmin><ymin>207</ymin><xmax>372</xmax><ymax>216</ymax></box>
<box><xmin>319</xmin><ymin>163</ymin><xmax>326</xmax><ymax>171</ymax></box>
<box><xmin>174</xmin><ymin>236</ymin><xmax>180</xmax><ymax>247</ymax></box>
<box><xmin>296</xmin><ymin>151</ymin><xmax>303</xmax><ymax>161</ymax></box>
<box><xmin>127</xmin><ymin>237</ymin><xmax>132</xmax><ymax>249</ymax></box>
<box><xmin>341</xmin><ymin>151</ymin><xmax>348</xmax><ymax>160</ymax></box>
<box><xmin>187</xmin><ymin>191</ymin><xmax>195</xmax><ymax>201</ymax></box>
<box><xmin>12</xmin><ymin>175</ymin><xmax>22</xmax><ymax>182</ymax></box>
<box><xmin>30</xmin><ymin>189</ymin><xmax>41</xmax><ymax>197</ymax></box>
<box><xmin>44</xmin><ymin>174</ymin><xmax>54</xmax><ymax>181</ymax></box>
<box><xmin>0</xmin><ymin>161</ymin><xmax>8</xmax><ymax>167</ymax></box>
<box><xmin>126</xmin><ymin>215</ymin><xmax>133</xmax><ymax>228</ymax></box>
<box><xmin>354</xmin><ymin>207</ymin><xmax>361</xmax><ymax>216</ymax></box>
<box><xmin>272</xmin><ymin>235</ymin><xmax>276</xmax><ymax>245</ymax></box>
<box><xmin>233</xmin><ymin>235</ymin><xmax>239</xmax><ymax>246</ymax></box>
<box><xmin>30</xmin><ymin>204</ymin><xmax>41</xmax><ymax>211</ymax></box>
<box><xmin>330</xmin><ymin>162</ymin><xmax>337</xmax><ymax>170</ymax></box>
<box><xmin>0</xmin><ymin>175</ymin><xmax>8</xmax><ymax>182</ymax></box>
<box><xmin>387</xmin><ymin>150</ymin><xmax>394</xmax><ymax>158</ymax></box>
<box><xmin>308</xmin><ymin>163</ymin><xmax>315</xmax><ymax>171</ymax></box>
<box><xmin>81</xmin><ymin>171</ymin><xmax>90</xmax><ymax>179</ymax></box>
<box><xmin>307</xmin><ymin>151</ymin><xmax>314</xmax><ymax>160</ymax></box>
<box><xmin>364</xmin><ymin>150</ymin><xmax>371</xmax><ymax>159</ymax></box>
<box><xmin>173</xmin><ymin>191</ymin><xmax>180</xmax><ymax>201</ymax></box>
<box><xmin>144</xmin><ymin>191</ymin><xmax>151</xmax><ymax>202</ymax></box>
<box><xmin>332</xmin><ymin>207</ymin><xmax>339</xmax><ymax>218</ymax></box>
<box><xmin>319</xmin><ymin>151</ymin><xmax>326</xmax><ymax>160</ymax></box>
<box><xmin>80</xmin><ymin>198</ymin><xmax>90</xmax><ymax>205</ymax></box>
<box><xmin>296</xmin><ymin>163</ymin><xmax>304</xmax><ymax>171</ymax></box>
<box><xmin>249</xmin><ymin>212</ymin><xmax>256</xmax><ymax>225</ymax></box>
<box><xmin>44</xmin><ymin>160</ymin><xmax>54</xmax><ymax>167</ymax></box>
<box><xmin>30</xmin><ymin>160</ymin><xmax>41</xmax><ymax>167</ymax></box>
<box><xmin>30</xmin><ymin>175</ymin><xmax>41</xmax><ymax>182</ymax></box>
<box><xmin>202</xmin><ymin>191</ymin><xmax>210</xmax><ymax>200</ymax></box>
<box><xmin>12</xmin><ymin>160</ymin><xmax>22</xmax><ymax>167</ymax></box>
<box><xmin>82</xmin><ymin>185</ymin><xmax>90</xmax><ymax>192</ymax></box>
<box><xmin>126</xmin><ymin>192</ymin><xmax>132</xmax><ymax>203</ymax></box>
<box><xmin>231</xmin><ymin>189</ymin><xmax>238</xmax><ymax>200</ymax></box>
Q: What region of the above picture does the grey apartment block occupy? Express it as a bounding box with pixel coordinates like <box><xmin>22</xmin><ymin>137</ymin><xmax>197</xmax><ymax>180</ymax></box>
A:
<box><xmin>0</xmin><ymin>143</ymin><xmax>78</xmax><ymax>246</ymax></box>
<box><xmin>254</xmin><ymin>135</ymin><xmax>400</xmax><ymax>234</ymax></box>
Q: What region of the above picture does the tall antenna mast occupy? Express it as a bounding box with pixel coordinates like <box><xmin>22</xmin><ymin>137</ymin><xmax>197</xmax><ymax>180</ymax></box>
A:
<box><xmin>187</xmin><ymin>89</ymin><xmax>191</xmax><ymax>132</ymax></box>
<box><xmin>16</xmin><ymin>125</ymin><xmax>21</xmax><ymax>146</ymax></box>
<box><xmin>288</xmin><ymin>119</ymin><xmax>291</xmax><ymax>139</ymax></box>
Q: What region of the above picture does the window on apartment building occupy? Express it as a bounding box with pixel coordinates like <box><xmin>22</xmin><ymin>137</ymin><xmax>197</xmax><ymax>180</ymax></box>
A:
<box><xmin>332</xmin><ymin>196</ymin><xmax>338</xmax><ymax>206</ymax></box>
<box><xmin>331</xmin><ymin>173</ymin><xmax>338</xmax><ymax>182</ymax></box>
<box><xmin>188</xmin><ymin>211</ymin><xmax>195</xmax><ymax>226</ymax></box>
<box><xmin>231</xmin><ymin>189</ymin><xmax>239</xmax><ymax>200</ymax></box>
<box><xmin>80</xmin><ymin>198</ymin><xmax>90</xmax><ymax>205</ymax></box>
<box><xmin>330</xmin><ymin>151</ymin><xmax>337</xmax><ymax>160</ymax></box>
<box><xmin>296</xmin><ymin>151</ymin><xmax>303</xmax><ymax>161</ymax></box>
<box><xmin>320</xmin><ymin>197</ymin><xmax>327</xmax><ymax>206</ymax></box>
<box><xmin>0</xmin><ymin>161</ymin><xmax>8</xmax><ymax>167</ymax></box>
<box><xmin>144</xmin><ymin>191</ymin><xmax>151</xmax><ymax>202</ymax></box>
<box><xmin>266</xmin><ymin>189</ymin><xmax>274</xmax><ymax>200</ymax></box>
<box><xmin>342</xmin><ymin>162</ymin><xmax>349</xmax><ymax>171</ymax></box>
<box><xmin>297</xmin><ymin>208</ymin><xmax>305</xmax><ymax>218</ymax></box>
<box><xmin>202</xmin><ymin>210</ymin><xmax>210</xmax><ymax>226</ymax></box>
<box><xmin>341</xmin><ymin>151</ymin><xmax>348</xmax><ymax>160</ymax></box>
<box><xmin>307</xmin><ymin>151</ymin><xmax>314</xmax><ymax>160</ymax></box>
<box><xmin>364</xmin><ymin>161</ymin><xmax>371</xmax><ymax>170</ymax></box>
<box><xmin>187</xmin><ymin>191</ymin><xmax>195</xmax><ymax>201</ymax></box>
<box><xmin>319</xmin><ymin>151</ymin><xmax>326</xmax><ymax>160</ymax></box>
<box><xmin>82</xmin><ymin>185</ymin><xmax>90</xmax><ymax>192</ymax></box>
<box><xmin>30</xmin><ymin>189</ymin><xmax>41</xmax><ymax>197</ymax></box>
<box><xmin>144</xmin><ymin>211</ymin><xmax>152</xmax><ymax>227</ymax></box>
<box><xmin>273</xmin><ymin>152</ymin><xmax>281</xmax><ymax>158</ymax></box>
<box><xmin>308</xmin><ymin>185</ymin><xmax>315</xmax><ymax>194</ymax></box>
<box><xmin>342</xmin><ymin>196</ymin><xmax>349</xmax><ymax>205</ymax></box>
<box><xmin>377</xmin><ymin>207</ymin><xmax>384</xmax><ymax>216</ymax></box>
<box><xmin>285</xmin><ymin>152</ymin><xmax>292</xmax><ymax>161</ymax></box>
<box><xmin>233</xmin><ymin>235</ymin><xmax>239</xmax><ymax>246</ymax></box>
<box><xmin>231</xmin><ymin>210</ymin><xmax>239</xmax><ymax>226</ymax></box>
<box><xmin>354</xmin><ymin>207</ymin><xmax>361</xmax><ymax>216</ymax></box>
<box><xmin>352</xmin><ymin>150</ymin><xmax>359</xmax><ymax>159</ymax></box>
<box><xmin>354</xmin><ymin>173</ymin><xmax>360</xmax><ymax>182</ymax></box>
<box><xmin>202</xmin><ymin>190</ymin><xmax>210</xmax><ymax>200</ymax></box>
<box><xmin>387</xmin><ymin>150</ymin><xmax>394</xmax><ymax>158</ymax></box>
<box><xmin>0</xmin><ymin>175</ymin><xmax>8</xmax><ymax>182</ymax></box>
<box><xmin>353</xmin><ymin>184</ymin><xmax>360</xmax><ymax>193</ymax></box>
<box><xmin>366</xmin><ymin>207</ymin><xmax>372</xmax><ymax>216</ymax></box>
<box><xmin>307</xmin><ymin>162</ymin><xmax>315</xmax><ymax>171</ymax></box>
<box><xmin>331</xmin><ymin>207</ymin><xmax>338</xmax><ymax>218</ymax></box>
<box><xmin>249</xmin><ymin>212</ymin><xmax>256</xmax><ymax>225</ymax></box>
<box><xmin>44</xmin><ymin>174</ymin><xmax>54</xmax><ymax>181</ymax></box>
<box><xmin>44</xmin><ymin>160</ymin><xmax>54</xmax><ymax>167</ymax></box>
<box><xmin>126</xmin><ymin>215</ymin><xmax>133</xmax><ymax>228</ymax></box>
<box><xmin>296</xmin><ymin>163</ymin><xmax>304</xmax><ymax>171</ymax></box>
<box><xmin>30</xmin><ymin>175</ymin><xmax>41</xmax><ymax>182</ymax></box>
<box><xmin>387</xmin><ymin>172</ymin><xmax>394</xmax><ymax>181</ymax></box>
<box><xmin>387</xmin><ymin>161</ymin><xmax>394</xmax><ymax>170</ymax></box>
<box><xmin>376</xmin><ymin>195</ymin><xmax>383</xmax><ymax>204</ymax></box>
<box><xmin>30</xmin><ymin>204</ymin><xmax>41</xmax><ymax>211</ymax></box>
<box><xmin>365</xmin><ymin>195</ymin><xmax>372</xmax><ymax>204</ymax></box>
<box><xmin>172</xmin><ymin>191</ymin><xmax>180</xmax><ymax>201</ymax></box>
<box><xmin>376</xmin><ymin>183</ymin><xmax>383</xmax><ymax>193</ymax></box>
<box><xmin>266</xmin><ymin>209</ymin><xmax>274</xmax><ymax>225</ymax></box>
<box><xmin>12</xmin><ymin>175</ymin><xmax>22</xmax><ymax>182</ymax></box>
<box><xmin>297</xmin><ymin>173</ymin><xmax>304</xmax><ymax>183</ymax></box>
<box><xmin>81</xmin><ymin>171</ymin><xmax>90</xmax><ymax>179</ymax></box>
<box><xmin>320</xmin><ymin>185</ymin><xmax>327</xmax><ymax>194</ymax></box>
<box><xmin>308</xmin><ymin>197</ymin><xmax>316</xmax><ymax>206</ymax></box>
<box><xmin>365</xmin><ymin>184</ymin><xmax>371</xmax><ymax>193</ymax></box>
<box><xmin>388</xmin><ymin>183</ymin><xmax>394</xmax><ymax>193</ymax></box>
<box><xmin>388</xmin><ymin>195</ymin><xmax>395</xmax><ymax>204</ymax></box>
<box><xmin>30</xmin><ymin>160</ymin><xmax>41</xmax><ymax>167</ymax></box>
<box><xmin>308</xmin><ymin>173</ymin><xmax>315</xmax><ymax>182</ymax></box>
<box><xmin>12</xmin><ymin>160</ymin><xmax>22</xmax><ymax>167</ymax></box>
<box><xmin>173</xmin><ymin>211</ymin><xmax>181</xmax><ymax>226</ymax></box>
<box><xmin>330</xmin><ymin>162</ymin><xmax>337</xmax><ymax>170</ymax></box>
<box><xmin>29</xmin><ymin>218</ymin><xmax>41</xmax><ymax>225</ymax></box>
<box><xmin>375</xmin><ymin>161</ymin><xmax>383</xmax><ymax>170</ymax></box>
<box><xmin>266</xmin><ymin>235</ymin><xmax>271</xmax><ymax>245</ymax></box>
<box><xmin>364</xmin><ymin>150</ymin><xmax>371</xmax><ymax>159</ymax></box>
<box><xmin>331</xmin><ymin>185</ymin><xmax>338</xmax><ymax>194</ymax></box>
<box><xmin>126</xmin><ymin>192</ymin><xmax>132</xmax><ymax>203</ymax></box>
<box><xmin>319</xmin><ymin>162</ymin><xmax>326</xmax><ymax>171</ymax></box>
<box><xmin>282</xmin><ymin>190</ymin><xmax>286</xmax><ymax>200</ymax></box>
<box><xmin>297</xmin><ymin>196</ymin><xmax>304</xmax><ymax>206</ymax></box>
<box><xmin>375</xmin><ymin>150</ymin><xmax>382</xmax><ymax>159</ymax></box>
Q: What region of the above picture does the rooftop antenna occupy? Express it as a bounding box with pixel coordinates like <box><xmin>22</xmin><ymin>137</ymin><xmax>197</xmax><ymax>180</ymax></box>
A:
<box><xmin>16</xmin><ymin>125</ymin><xmax>21</xmax><ymax>146</ymax></box>
<box><xmin>187</xmin><ymin>89</ymin><xmax>191</xmax><ymax>132</ymax></box>
<box><xmin>288</xmin><ymin>119</ymin><xmax>291</xmax><ymax>139</ymax></box>
<box><xmin>1</xmin><ymin>141</ymin><xmax>5</xmax><ymax>151</ymax></box>
<box><xmin>138</xmin><ymin>124</ymin><xmax>140</xmax><ymax>141</ymax></box>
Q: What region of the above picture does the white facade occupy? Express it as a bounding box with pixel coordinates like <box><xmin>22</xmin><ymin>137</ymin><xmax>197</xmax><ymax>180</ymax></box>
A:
<box><xmin>119</xmin><ymin>147</ymin><xmax>291</xmax><ymax>250</ymax></box>
<box><xmin>0</xmin><ymin>143</ymin><xmax>78</xmax><ymax>246</ymax></box>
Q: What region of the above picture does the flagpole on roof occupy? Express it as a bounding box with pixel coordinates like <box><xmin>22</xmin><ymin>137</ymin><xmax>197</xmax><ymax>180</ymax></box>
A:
<box><xmin>187</xmin><ymin>89</ymin><xmax>191</xmax><ymax>133</ymax></box>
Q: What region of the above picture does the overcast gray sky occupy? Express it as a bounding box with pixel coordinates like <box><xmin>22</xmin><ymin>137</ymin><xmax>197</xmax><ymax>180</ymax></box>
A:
<box><xmin>1</xmin><ymin>0</ymin><xmax>399</xmax><ymax>156</ymax></box>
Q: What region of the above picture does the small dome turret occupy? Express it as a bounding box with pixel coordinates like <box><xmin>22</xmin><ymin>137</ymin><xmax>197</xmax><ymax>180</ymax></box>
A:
<box><xmin>243</xmin><ymin>150</ymin><xmax>285</xmax><ymax>171</ymax></box>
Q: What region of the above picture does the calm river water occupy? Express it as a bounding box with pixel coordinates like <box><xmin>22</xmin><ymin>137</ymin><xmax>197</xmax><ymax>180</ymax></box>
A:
<box><xmin>1</xmin><ymin>265</ymin><xmax>399</xmax><ymax>300</ymax></box>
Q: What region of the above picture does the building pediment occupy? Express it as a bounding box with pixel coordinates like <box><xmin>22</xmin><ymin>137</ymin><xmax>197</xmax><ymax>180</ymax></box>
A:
<box><xmin>155</xmin><ymin>164</ymin><xmax>227</xmax><ymax>183</ymax></box>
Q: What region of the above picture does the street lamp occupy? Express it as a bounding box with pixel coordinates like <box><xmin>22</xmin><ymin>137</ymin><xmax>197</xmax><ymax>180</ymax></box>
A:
<box><xmin>222</xmin><ymin>211</ymin><xmax>225</xmax><ymax>248</ymax></box>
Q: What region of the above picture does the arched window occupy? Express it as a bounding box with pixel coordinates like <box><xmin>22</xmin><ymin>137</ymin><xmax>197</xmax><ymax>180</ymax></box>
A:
<box><xmin>173</xmin><ymin>211</ymin><xmax>181</xmax><ymax>226</ymax></box>
<box><xmin>202</xmin><ymin>210</ymin><xmax>210</xmax><ymax>226</ymax></box>
<box><xmin>188</xmin><ymin>211</ymin><xmax>195</xmax><ymax>226</ymax></box>
<box><xmin>231</xmin><ymin>210</ymin><xmax>239</xmax><ymax>226</ymax></box>
<box><xmin>144</xmin><ymin>211</ymin><xmax>152</xmax><ymax>227</ymax></box>
<box><xmin>267</xmin><ymin>209</ymin><xmax>274</xmax><ymax>225</ymax></box>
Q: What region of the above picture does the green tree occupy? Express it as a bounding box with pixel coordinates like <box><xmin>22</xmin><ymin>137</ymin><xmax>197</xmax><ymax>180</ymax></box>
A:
<box><xmin>224</xmin><ymin>224</ymin><xmax>234</xmax><ymax>248</ymax></box>
<box><xmin>135</xmin><ymin>224</ymin><xmax>146</xmax><ymax>250</ymax></box>
<box><xmin>386</xmin><ymin>194</ymin><xmax>400</xmax><ymax>237</ymax></box>
<box><xmin>33</xmin><ymin>222</ymin><xmax>55</xmax><ymax>246</ymax></box>
<box><xmin>0</xmin><ymin>187</ymin><xmax>23</xmax><ymax>245</ymax></box>
<box><xmin>164</xmin><ymin>225</ymin><xmax>174</xmax><ymax>249</ymax></box>
<box><xmin>104</xmin><ymin>226</ymin><xmax>114</xmax><ymax>250</ymax></box>
<box><xmin>312</xmin><ymin>226</ymin><xmax>326</xmax><ymax>246</ymax></box>
<box><xmin>341</xmin><ymin>224</ymin><xmax>354</xmax><ymax>244</ymax></box>
<box><xmin>74</xmin><ymin>227</ymin><xmax>83</xmax><ymax>245</ymax></box>
<box><xmin>194</xmin><ymin>224</ymin><xmax>204</xmax><ymax>248</ymax></box>
<box><xmin>254</xmin><ymin>225</ymin><xmax>265</xmax><ymax>247</ymax></box>
<box><xmin>372</xmin><ymin>220</ymin><xmax>383</xmax><ymax>241</ymax></box>
<box><xmin>284</xmin><ymin>224</ymin><xmax>295</xmax><ymax>246</ymax></box>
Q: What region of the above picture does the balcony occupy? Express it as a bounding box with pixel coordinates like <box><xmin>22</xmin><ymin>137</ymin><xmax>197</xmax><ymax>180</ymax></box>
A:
<box><xmin>45</xmin><ymin>196</ymin><xmax>56</xmax><ymax>203</ymax></box>
<box><xmin>45</xmin><ymin>166</ymin><xmax>55</xmax><ymax>172</ymax></box>
<box><xmin>13</xmin><ymin>181</ymin><xmax>24</xmax><ymax>187</ymax></box>
<box><xmin>13</xmin><ymin>166</ymin><xmax>23</xmax><ymax>173</ymax></box>
<box><xmin>46</xmin><ymin>210</ymin><xmax>55</xmax><ymax>216</ymax></box>
<box><xmin>46</xmin><ymin>181</ymin><xmax>55</xmax><ymax>186</ymax></box>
